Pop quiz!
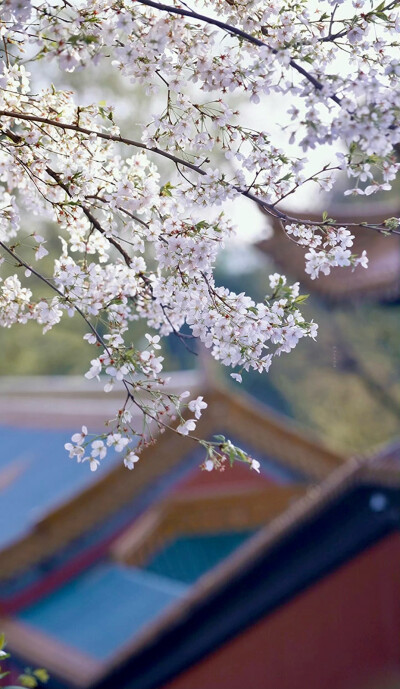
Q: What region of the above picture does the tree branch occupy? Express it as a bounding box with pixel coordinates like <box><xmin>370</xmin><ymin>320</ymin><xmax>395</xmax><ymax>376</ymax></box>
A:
<box><xmin>2</xmin><ymin>110</ymin><xmax>399</xmax><ymax>237</ymax></box>
<box><xmin>0</xmin><ymin>109</ymin><xmax>287</xmax><ymax>219</ymax></box>
<box><xmin>45</xmin><ymin>167</ymin><xmax>133</xmax><ymax>266</ymax></box>
<box><xmin>0</xmin><ymin>240</ymin><xmax>108</xmax><ymax>350</ymax></box>
<box><xmin>134</xmin><ymin>0</ymin><xmax>342</xmax><ymax>106</ymax></box>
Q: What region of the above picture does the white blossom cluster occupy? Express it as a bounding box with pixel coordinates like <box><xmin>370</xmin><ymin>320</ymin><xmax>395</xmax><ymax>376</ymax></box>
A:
<box><xmin>285</xmin><ymin>223</ymin><xmax>368</xmax><ymax>279</ymax></box>
<box><xmin>0</xmin><ymin>0</ymin><xmax>399</xmax><ymax>472</ymax></box>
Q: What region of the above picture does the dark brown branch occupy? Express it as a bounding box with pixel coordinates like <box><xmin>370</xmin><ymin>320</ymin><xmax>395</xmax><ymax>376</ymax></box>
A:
<box><xmin>2</xmin><ymin>111</ymin><xmax>399</xmax><ymax>237</ymax></box>
<box><xmin>45</xmin><ymin>167</ymin><xmax>133</xmax><ymax>266</ymax></box>
<box><xmin>0</xmin><ymin>109</ymin><xmax>287</xmax><ymax>220</ymax></box>
<box><xmin>134</xmin><ymin>0</ymin><xmax>342</xmax><ymax>106</ymax></box>
<box><xmin>0</xmin><ymin>240</ymin><xmax>108</xmax><ymax>350</ymax></box>
<box><xmin>0</xmin><ymin>109</ymin><xmax>203</xmax><ymax>173</ymax></box>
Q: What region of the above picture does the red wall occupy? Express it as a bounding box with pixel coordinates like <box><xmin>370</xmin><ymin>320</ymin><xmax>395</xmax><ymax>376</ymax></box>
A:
<box><xmin>163</xmin><ymin>533</ymin><xmax>400</xmax><ymax>689</ymax></box>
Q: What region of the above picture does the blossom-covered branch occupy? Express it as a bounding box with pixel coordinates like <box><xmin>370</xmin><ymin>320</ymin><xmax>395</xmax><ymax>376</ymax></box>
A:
<box><xmin>1</xmin><ymin>0</ymin><xmax>400</xmax><ymax>473</ymax></box>
<box><xmin>134</xmin><ymin>0</ymin><xmax>343</xmax><ymax>104</ymax></box>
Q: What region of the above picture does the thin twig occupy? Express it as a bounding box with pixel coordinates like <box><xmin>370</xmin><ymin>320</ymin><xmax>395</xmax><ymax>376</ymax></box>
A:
<box><xmin>135</xmin><ymin>0</ymin><xmax>342</xmax><ymax>106</ymax></box>
<box><xmin>0</xmin><ymin>240</ymin><xmax>108</xmax><ymax>349</ymax></box>
<box><xmin>45</xmin><ymin>167</ymin><xmax>133</xmax><ymax>266</ymax></box>
<box><xmin>2</xmin><ymin>111</ymin><xmax>399</xmax><ymax>237</ymax></box>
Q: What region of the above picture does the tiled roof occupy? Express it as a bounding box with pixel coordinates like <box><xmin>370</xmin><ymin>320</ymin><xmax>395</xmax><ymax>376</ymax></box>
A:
<box><xmin>18</xmin><ymin>563</ymin><xmax>187</xmax><ymax>661</ymax></box>
<box><xmin>1</xmin><ymin>375</ymin><xmax>398</xmax><ymax>688</ymax></box>
<box><xmin>0</xmin><ymin>378</ymin><xmax>344</xmax><ymax>582</ymax></box>
<box><xmin>0</xmin><ymin>425</ymin><xmax>119</xmax><ymax>550</ymax></box>
<box><xmin>144</xmin><ymin>532</ymin><xmax>254</xmax><ymax>585</ymax></box>
<box><xmin>0</xmin><ymin>374</ymin><xmax>350</xmax><ymax>687</ymax></box>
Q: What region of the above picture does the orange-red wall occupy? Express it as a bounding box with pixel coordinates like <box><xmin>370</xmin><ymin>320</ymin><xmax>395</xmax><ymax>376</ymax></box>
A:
<box><xmin>163</xmin><ymin>533</ymin><xmax>400</xmax><ymax>689</ymax></box>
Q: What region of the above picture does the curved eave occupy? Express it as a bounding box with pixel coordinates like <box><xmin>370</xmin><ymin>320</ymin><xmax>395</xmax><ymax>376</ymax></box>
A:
<box><xmin>0</xmin><ymin>382</ymin><xmax>344</xmax><ymax>581</ymax></box>
<box><xmin>92</xmin><ymin>457</ymin><xmax>400</xmax><ymax>689</ymax></box>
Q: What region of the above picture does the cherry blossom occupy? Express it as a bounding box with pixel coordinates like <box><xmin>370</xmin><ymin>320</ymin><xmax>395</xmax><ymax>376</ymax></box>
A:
<box><xmin>1</xmin><ymin>0</ymin><xmax>399</xmax><ymax>473</ymax></box>
<box><xmin>124</xmin><ymin>452</ymin><xmax>140</xmax><ymax>470</ymax></box>
<box><xmin>188</xmin><ymin>396</ymin><xmax>208</xmax><ymax>420</ymax></box>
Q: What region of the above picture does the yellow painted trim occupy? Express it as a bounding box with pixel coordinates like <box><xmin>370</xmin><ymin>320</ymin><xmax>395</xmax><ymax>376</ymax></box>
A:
<box><xmin>112</xmin><ymin>484</ymin><xmax>306</xmax><ymax>567</ymax></box>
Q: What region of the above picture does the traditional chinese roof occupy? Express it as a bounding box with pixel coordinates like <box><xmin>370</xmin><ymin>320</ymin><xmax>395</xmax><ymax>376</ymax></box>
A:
<box><xmin>0</xmin><ymin>375</ymin><xmax>343</xmax><ymax>583</ymax></box>
<box><xmin>0</xmin><ymin>373</ymin><xmax>348</xmax><ymax>686</ymax></box>
<box><xmin>0</xmin><ymin>373</ymin><xmax>399</xmax><ymax>688</ymax></box>
<box><xmin>256</xmin><ymin>202</ymin><xmax>400</xmax><ymax>302</ymax></box>
<box><xmin>87</xmin><ymin>455</ymin><xmax>400</xmax><ymax>689</ymax></box>
<box><xmin>3</xmin><ymin>444</ymin><xmax>396</xmax><ymax>689</ymax></box>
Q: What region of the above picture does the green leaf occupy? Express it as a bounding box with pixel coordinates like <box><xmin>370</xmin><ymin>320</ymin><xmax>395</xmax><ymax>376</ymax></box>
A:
<box><xmin>18</xmin><ymin>674</ymin><xmax>38</xmax><ymax>688</ymax></box>
<box><xmin>294</xmin><ymin>294</ymin><xmax>309</xmax><ymax>304</ymax></box>
<box><xmin>160</xmin><ymin>182</ymin><xmax>174</xmax><ymax>197</ymax></box>
<box><xmin>236</xmin><ymin>449</ymin><xmax>248</xmax><ymax>462</ymax></box>
<box><xmin>33</xmin><ymin>669</ymin><xmax>49</xmax><ymax>683</ymax></box>
<box><xmin>349</xmin><ymin>141</ymin><xmax>357</xmax><ymax>155</ymax></box>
